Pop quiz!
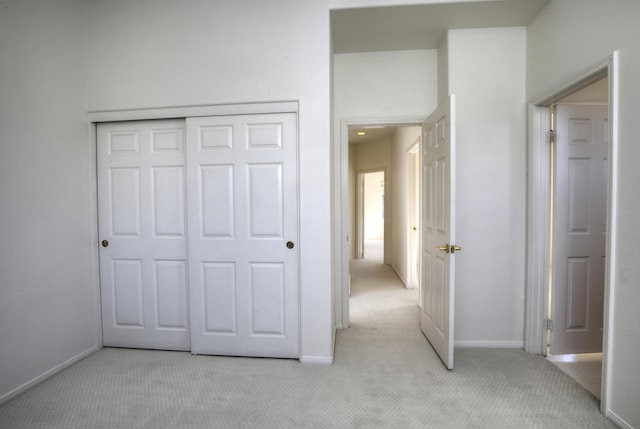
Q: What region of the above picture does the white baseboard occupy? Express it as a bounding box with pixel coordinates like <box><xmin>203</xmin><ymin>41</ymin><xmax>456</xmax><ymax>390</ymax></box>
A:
<box><xmin>606</xmin><ymin>409</ymin><xmax>634</xmax><ymax>429</ymax></box>
<box><xmin>299</xmin><ymin>355</ymin><xmax>334</xmax><ymax>365</ymax></box>
<box><xmin>455</xmin><ymin>341</ymin><xmax>524</xmax><ymax>349</ymax></box>
<box><xmin>332</xmin><ymin>326</ymin><xmax>337</xmax><ymax>357</ymax></box>
<box><xmin>0</xmin><ymin>345</ymin><xmax>100</xmax><ymax>405</ymax></box>
<box><xmin>390</xmin><ymin>264</ymin><xmax>407</xmax><ymax>287</ymax></box>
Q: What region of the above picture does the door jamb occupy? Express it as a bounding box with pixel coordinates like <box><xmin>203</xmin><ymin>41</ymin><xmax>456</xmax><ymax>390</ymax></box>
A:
<box><xmin>525</xmin><ymin>52</ymin><xmax>618</xmax><ymax>415</ymax></box>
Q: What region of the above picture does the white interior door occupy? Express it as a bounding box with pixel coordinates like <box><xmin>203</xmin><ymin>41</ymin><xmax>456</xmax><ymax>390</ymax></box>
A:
<box><xmin>420</xmin><ymin>96</ymin><xmax>456</xmax><ymax>369</ymax></box>
<box><xmin>98</xmin><ymin>120</ymin><xmax>190</xmax><ymax>351</ymax></box>
<box><xmin>551</xmin><ymin>104</ymin><xmax>608</xmax><ymax>355</ymax></box>
<box><xmin>186</xmin><ymin>113</ymin><xmax>299</xmax><ymax>358</ymax></box>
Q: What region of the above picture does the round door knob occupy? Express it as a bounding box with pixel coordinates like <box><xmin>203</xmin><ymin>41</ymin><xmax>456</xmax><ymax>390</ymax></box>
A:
<box><xmin>286</xmin><ymin>241</ymin><xmax>295</xmax><ymax>249</ymax></box>
<box><xmin>101</xmin><ymin>240</ymin><xmax>109</xmax><ymax>248</ymax></box>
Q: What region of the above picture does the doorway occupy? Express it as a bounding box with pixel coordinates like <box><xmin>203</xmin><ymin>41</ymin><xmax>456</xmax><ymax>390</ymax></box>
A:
<box><xmin>357</xmin><ymin>170</ymin><xmax>385</xmax><ymax>261</ymax></box>
<box><xmin>546</xmin><ymin>78</ymin><xmax>608</xmax><ymax>399</ymax></box>
<box><xmin>526</xmin><ymin>54</ymin><xmax>618</xmax><ymax>412</ymax></box>
<box><xmin>339</xmin><ymin>122</ymin><xmax>422</xmax><ymax>328</ymax></box>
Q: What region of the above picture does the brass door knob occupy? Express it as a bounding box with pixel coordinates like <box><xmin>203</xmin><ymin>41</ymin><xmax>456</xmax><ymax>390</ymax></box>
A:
<box><xmin>450</xmin><ymin>245</ymin><xmax>461</xmax><ymax>254</ymax></box>
<box><xmin>436</xmin><ymin>244</ymin><xmax>449</xmax><ymax>253</ymax></box>
<box><xmin>101</xmin><ymin>240</ymin><xmax>109</xmax><ymax>248</ymax></box>
<box><xmin>286</xmin><ymin>241</ymin><xmax>295</xmax><ymax>249</ymax></box>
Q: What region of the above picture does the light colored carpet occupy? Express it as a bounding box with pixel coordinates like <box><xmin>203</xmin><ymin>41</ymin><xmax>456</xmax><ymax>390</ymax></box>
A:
<box><xmin>0</xmin><ymin>255</ymin><xmax>615</xmax><ymax>428</ymax></box>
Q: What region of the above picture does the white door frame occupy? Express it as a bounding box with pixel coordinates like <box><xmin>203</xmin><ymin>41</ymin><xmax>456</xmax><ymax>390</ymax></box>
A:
<box><xmin>525</xmin><ymin>52</ymin><xmax>618</xmax><ymax>414</ymax></box>
<box><xmin>335</xmin><ymin>117</ymin><xmax>423</xmax><ymax>329</ymax></box>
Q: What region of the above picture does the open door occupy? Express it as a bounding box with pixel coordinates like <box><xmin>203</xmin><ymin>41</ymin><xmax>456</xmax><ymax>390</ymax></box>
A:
<box><xmin>420</xmin><ymin>96</ymin><xmax>457</xmax><ymax>369</ymax></box>
<box><xmin>550</xmin><ymin>104</ymin><xmax>608</xmax><ymax>355</ymax></box>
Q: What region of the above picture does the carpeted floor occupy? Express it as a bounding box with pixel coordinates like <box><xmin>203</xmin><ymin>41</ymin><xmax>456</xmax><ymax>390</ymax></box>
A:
<box><xmin>0</xmin><ymin>250</ymin><xmax>615</xmax><ymax>428</ymax></box>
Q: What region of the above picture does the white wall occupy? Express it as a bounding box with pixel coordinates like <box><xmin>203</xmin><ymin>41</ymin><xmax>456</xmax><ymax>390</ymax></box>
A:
<box><xmin>528</xmin><ymin>1</ymin><xmax>640</xmax><ymax>426</ymax></box>
<box><xmin>447</xmin><ymin>27</ymin><xmax>527</xmax><ymax>347</ymax></box>
<box><xmin>333</xmin><ymin>50</ymin><xmax>437</xmax><ymax>120</ymax></box>
<box><xmin>437</xmin><ymin>33</ymin><xmax>449</xmax><ymax>106</ymax></box>
<box><xmin>87</xmin><ymin>1</ymin><xmax>333</xmax><ymax>362</ymax></box>
<box><xmin>390</xmin><ymin>127</ymin><xmax>421</xmax><ymax>286</ymax></box>
<box><xmin>0</xmin><ymin>0</ymin><xmax>99</xmax><ymax>402</ymax></box>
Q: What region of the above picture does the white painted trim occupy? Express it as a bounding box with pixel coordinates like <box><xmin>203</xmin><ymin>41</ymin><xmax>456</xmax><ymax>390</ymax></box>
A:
<box><xmin>557</xmin><ymin>101</ymin><xmax>608</xmax><ymax>106</ymax></box>
<box><xmin>331</xmin><ymin>326</ymin><xmax>337</xmax><ymax>358</ymax></box>
<box><xmin>0</xmin><ymin>346</ymin><xmax>100</xmax><ymax>405</ymax></box>
<box><xmin>532</xmin><ymin>57</ymin><xmax>610</xmax><ymax>106</ymax></box>
<box><xmin>88</xmin><ymin>123</ymin><xmax>103</xmax><ymax>347</ymax></box>
<box><xmin>390</xmin><ymin>263</ymin><xmax>411</xmax><ymax>288</ymax></box>
<box><xmin>524</xmin><ymin>103</ymin><xmax>550</xmax><ymax>356</ymax></box>
<box><xmin>455</xmin><ymin>341</ymin><xmax>524</xmax><ymax>349</ymax></box>
<box><xmin>299</xmin><ymin>356</ymin><xmax>334</xmax><ymax>365</ymax></box>
<box><xmin>527</xmin><ymin>51</ymin><xmax>619</xmax><ymax>416</ymax></box>
<box><xmin>605</xmin><ymin>410</ymin><xmax>633</xmax><ymax>429</ymax></box>
<box><xmin>88</xmin><ymin>100</ymin><xmax>299</xmax><ymax>122</ymax></box>
<box><xmin>336</xmin><ymin>116</ymin><xmax>424</xmax><ymax>331</ymax></box>
<box><xmin>601</xmin><ymin>50</ymin><xmax>619</xmax><ymax>417</ymax></box>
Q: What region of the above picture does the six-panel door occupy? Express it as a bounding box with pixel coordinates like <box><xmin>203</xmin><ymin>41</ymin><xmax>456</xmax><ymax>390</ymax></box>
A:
<box><xmin>98</xmin><ymin>120</ymin><xmax>190</xmax><ymax>351</ymax></box>
<box><xmin>420</xmin><ymin>97</ymin><xmax>456</xmax><ymax>370</ymax></box>
<box><xmin>186</xmin><ymin>114</ymin><xmax>299</xmax><ymax>358</ymax></box>
<box><xmin>551</xmin><ymin>104</ymin><xmax>607</xmax><ymax>355</ymax></box>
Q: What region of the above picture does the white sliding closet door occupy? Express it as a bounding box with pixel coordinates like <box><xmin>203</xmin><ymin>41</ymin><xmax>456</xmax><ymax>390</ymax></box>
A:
<box><xmin>186</xmin><ymin>113</ymin><xmax>299</xmax><ymax>358</ymax></box>
<box><xmin>98</xmin><ymin>120</ymin><xmax>190</xmax><ymax>351</ymax></box>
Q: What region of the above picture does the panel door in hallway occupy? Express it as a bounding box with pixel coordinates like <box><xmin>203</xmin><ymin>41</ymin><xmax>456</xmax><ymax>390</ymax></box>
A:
<box><xmin>420</xmin><ymin>96</ymin><xmax>456</xmax><ymax>369</ymax></box>
<box><xmin>186</xmin><ymin>113</ymin><xmax>299</xmax><ymax>358</ymax></box>
<box><xmin>98</xmin><ymin>120</ymin><xmax>190</xmax><ymax>351</ymax></box>
<box><xmin>551</xmin><ymin>104</ymin><xmax>608</xmax><ymax>355</ymax></box>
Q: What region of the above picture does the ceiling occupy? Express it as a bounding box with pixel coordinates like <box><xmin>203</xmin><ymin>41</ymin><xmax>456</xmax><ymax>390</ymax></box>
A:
<box><xmin>331</xmin><ymin>0</ymin><xmax>550</xmax><ymax>54</ymax></box>
<box><xmin>559</xmin><ymin>77</ymin><xmax>608</xmax><ymax>103</ymax></box>
<box><xmin>349</xmin><ymin>125</ymin><xmax>404</xmax><ymax>144</ymax></box>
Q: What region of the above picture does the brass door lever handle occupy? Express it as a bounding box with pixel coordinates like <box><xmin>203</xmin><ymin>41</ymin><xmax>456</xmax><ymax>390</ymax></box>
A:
<box><xmin>436</xmin><ymin>244</ymin><xmax>461</xmax><ymax>254</ymax></box>
<box><xmin>436</xmin><ymin>244</ymin><xmax>450</xmax><ymax>253</ymax></box>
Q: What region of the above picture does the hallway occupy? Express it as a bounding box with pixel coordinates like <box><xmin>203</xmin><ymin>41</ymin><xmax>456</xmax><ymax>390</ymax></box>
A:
<box><xmin>348</xmin><ymin>240</ymin><xmax>419</xmax><ymax>331</ymax></box>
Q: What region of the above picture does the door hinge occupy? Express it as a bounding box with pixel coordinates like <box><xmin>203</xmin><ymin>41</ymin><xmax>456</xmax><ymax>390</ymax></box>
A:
<box><xmin>544</xmin><ymin>318</ymin><xmax>553</xmax><ymax>331</ymax></box>
<box><xmin>546</xmin><ymin>130</ymin><xmax>556</xmax><ymax>144</ymax></box>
